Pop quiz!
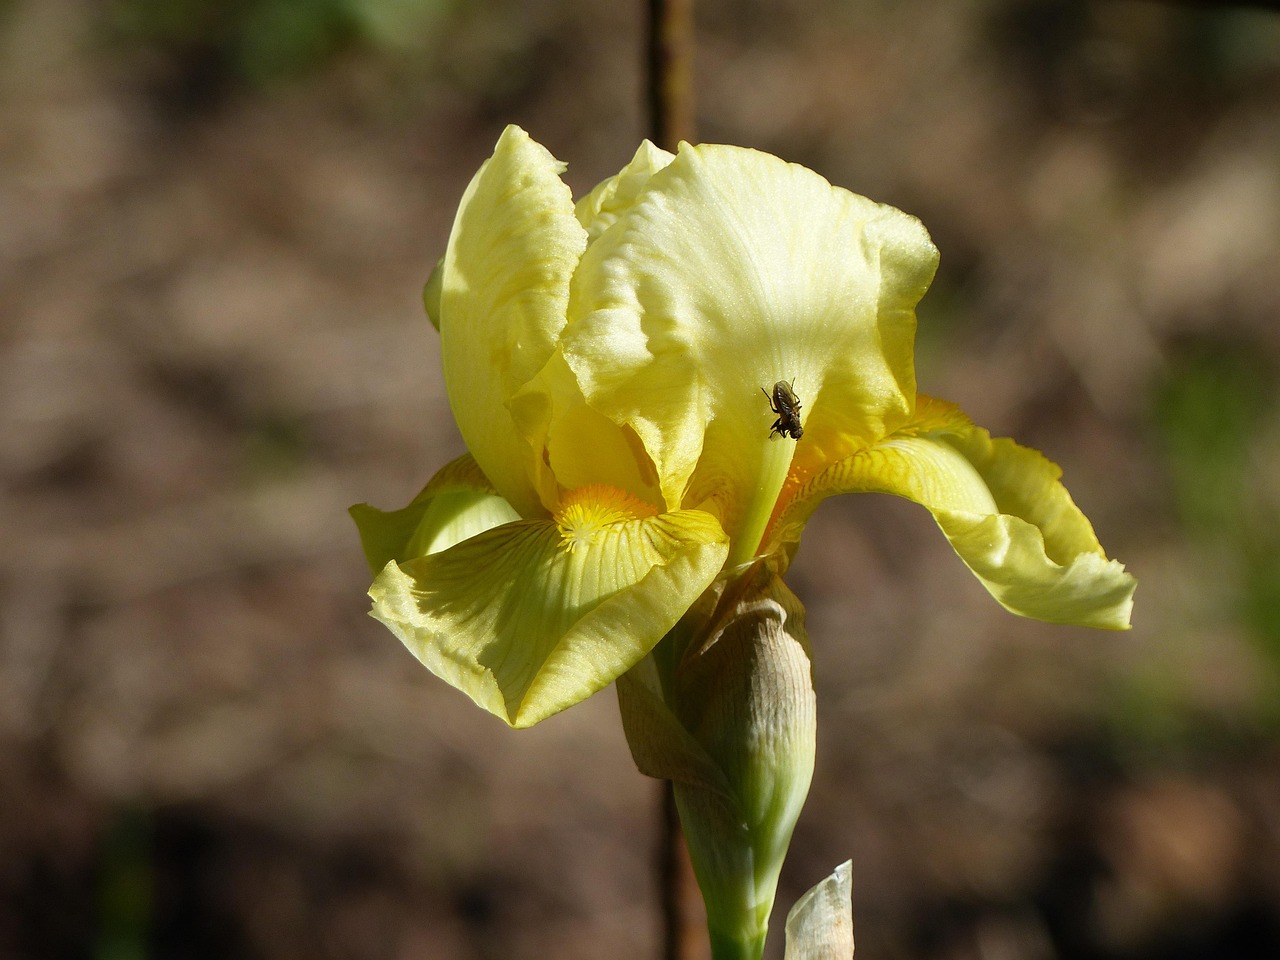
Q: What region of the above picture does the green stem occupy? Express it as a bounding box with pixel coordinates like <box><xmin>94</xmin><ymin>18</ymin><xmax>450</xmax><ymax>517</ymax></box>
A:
<box><xmin>708</xmin><ymin>928</ymin><xmax>767</xmax><ymax>960</ymax></box>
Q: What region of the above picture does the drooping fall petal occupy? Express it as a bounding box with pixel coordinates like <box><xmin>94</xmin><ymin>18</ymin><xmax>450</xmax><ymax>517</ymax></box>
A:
<box><xmin>350</xmin><ymin>454</ymin><xmax>519</xmax><ymax>573</ymax></box>
<box><xmin>370</xmin><ymin>498</ymin><xmax>728</xmax><ymax>727</ymax></box>
<box><xmin>770</xmin><ymin>397</ymin><xmax>1135</xmax><ymax>629</ymax></box>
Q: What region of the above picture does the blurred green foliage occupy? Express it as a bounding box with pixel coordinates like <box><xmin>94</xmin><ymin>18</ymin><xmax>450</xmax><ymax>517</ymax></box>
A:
<box><xmin>1154</xmin><ymin>341</ymin><xmax>1268</xmax><ymax>538</ymax></box>
<box><xmin>242</xmin><ymin>412</ymin><xmax>313</xmax><ymax>481</ymax></box>
<box><xmin>105</xmin><ymin>0</ymin><xmax>453</xmax><ymax>86</ymax></box>
<box><xmin>95</xmin><ymin>809</ymin><xmax>152</xmax><ymax>960</ymax></box>
<box><xmin>1098</xmin><ymin>340</ymin><xmax>1280</xmax><ymax>762</ymax></box>
<box><xmin>1153</xmin><ymin>339</ymin><xmax>1280</xmax><ymax>681</ymax></box>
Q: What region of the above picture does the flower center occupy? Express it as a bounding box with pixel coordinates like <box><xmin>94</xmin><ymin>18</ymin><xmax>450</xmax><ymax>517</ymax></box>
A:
<box><xmin>554</xmin><ymin>484</ymin><xmax>658</xmax><ymax>554</ymax></box>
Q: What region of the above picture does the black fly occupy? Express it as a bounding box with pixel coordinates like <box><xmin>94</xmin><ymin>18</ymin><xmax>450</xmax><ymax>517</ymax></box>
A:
<box><xmin>763</xmin><ymin>380</ymin><xmax>804</xmax><ymax>440</ymax></box>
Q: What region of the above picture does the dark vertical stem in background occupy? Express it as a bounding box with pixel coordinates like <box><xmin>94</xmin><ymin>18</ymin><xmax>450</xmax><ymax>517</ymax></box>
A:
<box><xmin>647</xmin><ymin>2</ymin><xmax>698</xmax><ymax>951</ymax></box>
<box><xmin>657</xmin><ymin>785</ymin><xmax>680</xmax><ymax>960</ymax></box>
<box><xmin>646</xmin><ymin>0</ymin><xmax>696</xmax><ymax>149</ymax></box>
<box><xmin>657</xmin><ymin>784</ymin><xmax>705</xmax><ymax>960</ymax></box>
<box><xmin>647</xmin><ymin>5</ymin><xmax>697</xmax><ymax>956</ymax></box>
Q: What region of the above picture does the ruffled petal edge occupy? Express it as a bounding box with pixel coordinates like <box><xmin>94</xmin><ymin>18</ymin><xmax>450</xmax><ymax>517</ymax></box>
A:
<box><xmin>769</xmin><ymin>396</ymin><xmax>1135</xmax><ymax>629</ymax></box>
<box><xmin>369</xmin><ymin>505</ymin><xmax>730</xmax><ymax>727</ymax></box>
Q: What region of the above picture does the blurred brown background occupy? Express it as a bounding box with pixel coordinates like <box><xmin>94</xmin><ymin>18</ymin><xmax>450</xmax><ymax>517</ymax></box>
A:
<box><xmin>3</xmin><ymin>0</ymin><xmax>1280</xmax><ymax>957</ymax></box>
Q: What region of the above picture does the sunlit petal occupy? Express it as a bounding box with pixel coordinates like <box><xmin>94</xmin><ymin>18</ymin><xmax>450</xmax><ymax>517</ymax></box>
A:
<box><xmin>369</xmin><ymin>500</ymin><xmax>729</xmax><ymax>727</ymax></box>
<box><xmin>771</xmin><ymin>397</ymin><xmax>1135</xmax><ymax>629</ymax></box>
<box><xmin>574</xmin><ymin>139</ymin><xmax>676</xmax><ymax>244</ymax></box>
<box><xmin>349</xmin><ymin>454</ymin><xmax>519</xmax><ymax>573</ymax></box>
<box><xmin>512</xmin><ymin>350</ymin><xmax>665</xmax><ymax>513</ymax></box>
<box><xmin>562</xmin><ymin>142</ymin><xmax>937</xmax><ymax>560</ymax></box>
<box><xmin>438</xmin><ymin>124</ymin><xmax>587</xmax><ymax>517</ymax></box>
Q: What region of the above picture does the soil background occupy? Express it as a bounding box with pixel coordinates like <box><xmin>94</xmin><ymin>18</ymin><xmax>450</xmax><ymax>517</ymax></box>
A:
<box><xmin>3</xmin><ymin>1</ymin><xmax>1280</xmax><ymax>958</ymax></box>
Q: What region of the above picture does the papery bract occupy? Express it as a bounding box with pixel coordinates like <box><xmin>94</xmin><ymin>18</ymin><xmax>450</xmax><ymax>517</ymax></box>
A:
<box><xmin>784</xmin><ymin>861</ymin><xmax>854</xmax><ymax>960</ymax></box>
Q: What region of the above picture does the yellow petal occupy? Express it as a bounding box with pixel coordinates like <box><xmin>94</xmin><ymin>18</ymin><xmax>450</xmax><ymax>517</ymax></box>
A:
<box><xmin>368</xmin><ymin>500</ymin><xmax>729</xmax><ymax>727</ymax></box>
<box><xmin>438</xmin><ymin>125</ymin><xmax>588</xmax><ymax>517</ymax></box>
<box><xmin>423</xmin><ymin>256</ymin><xmax>443</xmax><ymax>331</ymax></box>
<box><xmin>561</xmin><ymin>142</ymin><xmax>937</xmax><ymax>561</ymax></box>
<box><xmin>349</xmin><ymin>455</ymin><xmax>519</xmax><ymax>574</ymax></box>
<box><xmin>511</xmin><ymin>350</ymin><xmax>665</xmax><ymax>513</ymax></box>
<box><xmin>772</xmin><ymin>397</ymin><xmax>1135</xmax><ymax>629</ymax></box>
<box><xmin>574</xmin><ymin>139</ymin><xmax>676</xmax><ymax>244</ymax></box>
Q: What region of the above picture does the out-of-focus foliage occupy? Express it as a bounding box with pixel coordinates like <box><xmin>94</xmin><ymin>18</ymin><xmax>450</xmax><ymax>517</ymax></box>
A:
<box><xmin>1155</xmin><ymin>340</ymin><xmax>1280</xmax><ymax>686</ymax></box>
<box><xmin>104</xmin><ymin>0</ymin><xmax>453</xmax><ymax>85</ymax></box>
<box><xmin>95</xmin><ymin>808</ymin><xmax>152</xmax><ymax>960</ymax></box>
<box><xmin>1154</xmin><ymin>341</ymin><xmax>1269</xmax><ymax>539</ymax></box>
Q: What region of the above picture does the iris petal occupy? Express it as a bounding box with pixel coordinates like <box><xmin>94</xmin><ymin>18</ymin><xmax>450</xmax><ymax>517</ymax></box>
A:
<box><xmin>771</xmin><ymin>397</ymin><xmax>1135</xmax><ymax>629</ymax></box>
<box><xmin>349</xmin><ymin>454</ymin><xmax>519</xmax><ymax>573</ymax></box>
<box><xmin>562</xmin><ymin>142</ymin><xmax>937</xmax><ymax>557</ymax></box>
<box><xmin>438</xmin><ymin>125</ymin><xmax>587</xmax><ymax>517</ymax></box>
<box><xmin>368</xmin><ymin>506</ymin><xmax>729</xmax><ymax>727</ymax></box>
<box><xmin>511</xmin><ymin>350</ymin><xmax>665</xmax><ymax>513</ymax></box>
<box><xmin>574</xmin><ymin>139</ymin><xmax>676</xmax><ymax>244</ymax></box>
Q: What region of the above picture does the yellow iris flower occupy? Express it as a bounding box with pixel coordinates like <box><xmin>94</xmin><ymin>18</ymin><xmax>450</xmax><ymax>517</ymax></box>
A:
<box><xmin>351</xmin><ymin>125</ymin><xmax>1135</xmax><ymax>730</ymax></box>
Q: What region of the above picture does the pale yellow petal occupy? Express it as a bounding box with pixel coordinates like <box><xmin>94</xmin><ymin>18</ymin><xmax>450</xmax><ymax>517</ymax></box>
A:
<box><xmin>561</xmin><ymin>142</ymin><xmax>937</xmax><ymax>559</ymax></box>
<box><xmin>438</xmin><ymin>125</ymin><xmax>587</xmax><ymax>517</ymax></box>
<box><xmin>771</xmin><ymin>397</ymin><xmax>1135</xmax><ymax>629</ymax></box>
<box><xmin>574</xmin><ymin>139</ymin><xmax>676</xmax><ymax>244</ymax></box>
<box><xmin>423</xmin><ymin>256</ymin><xmax>443</xmax><ymax>331</ymax></box>
<box><xmin>349</xmin><ymin>454</ymin><xmax>518</xmax><ymax>573</ymax></box>
<box><xmin>510</xmin><ymin>350</ymin><xmax>665</xmax><ymax>512</ymax></box>
<box><xmin>368</xmin><ymin>507</ymin><xmax>729</xmax><ymax>727</ymax></box>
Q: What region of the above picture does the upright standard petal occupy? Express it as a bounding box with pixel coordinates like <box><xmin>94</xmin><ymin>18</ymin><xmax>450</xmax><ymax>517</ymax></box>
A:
<box><xmin>438</xmin><ymin>125</ymin><xmax>588</xmax><ymax>517</ymax></box>
<box><xmin>561</xmin><ymin>143</ymin><xmax>937</xmax><ymax>561</ymax></box>
<box><xmin>574</xmin><ymin>139</ymin><xmax>676</xmax><ymax>244</ymax></box>
<box><xmin>368</xmin><ymin>498</ymin><xmax>729</xmax><ymax>727</ymax></box>
<box><xmin>510</xmin><ymin>350</ymin><xmax>666</xmax><ymax>515</ymax></box>
<box><xmin>770</xmin><ymin>397</ymin><xmax>1135</xmax><ymax>629</ymax></box>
